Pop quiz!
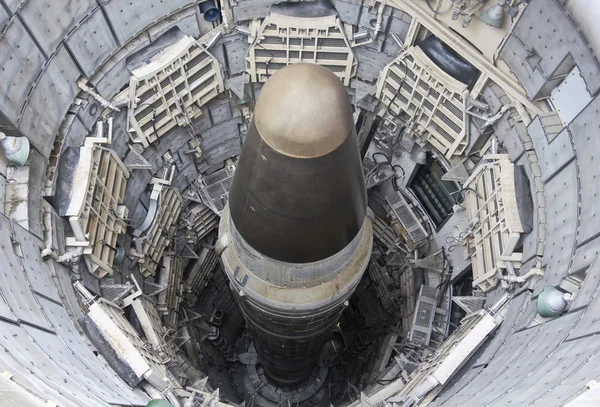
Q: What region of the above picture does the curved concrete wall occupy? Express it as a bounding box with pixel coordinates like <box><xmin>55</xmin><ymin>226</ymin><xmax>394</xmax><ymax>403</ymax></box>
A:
<box><xmin>563</xmin><ymin>0</ymin><xmax>600</xmax><ymax>74</ymax></box>
<box><xmin>2</xmin><ymin>0</ymin><xmax>600</xmax><ymax>405</ymax></box>
<box><xmin>0</xmin><ymin>212</ymin><xmax>148</xmax><ymax>405</ymax></box>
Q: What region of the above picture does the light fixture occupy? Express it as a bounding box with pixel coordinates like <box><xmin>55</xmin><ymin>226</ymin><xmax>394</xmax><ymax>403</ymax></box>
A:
<box><xmin>0</xmin><ymin>132</ymin><xmax>30</xmax><ymax>166</ymax></box>
<box><xmin>537</xmin><ymin>286</ymin><xmax>570</xmax><ymax>318</ymax></box>
<box><xmin>199</xmin><ymin>0</ymin><xmax>221</xmax><ymax>22</ymax></box>
<box><xmin>410</xmin><ymin>148</ymin><xmax>428</xmax><ymax>165</ymax></box>
<box><xmin>479</xmin><ymin>0</ymin><xmax>507</xmax><ymax>28</ymax></box>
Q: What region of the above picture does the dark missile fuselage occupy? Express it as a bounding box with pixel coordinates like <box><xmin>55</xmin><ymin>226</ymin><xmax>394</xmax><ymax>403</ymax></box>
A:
<box><xmin>220</xmin><ymin>63</ymin><xmax>372</xmax><ymax>387</ymax></box>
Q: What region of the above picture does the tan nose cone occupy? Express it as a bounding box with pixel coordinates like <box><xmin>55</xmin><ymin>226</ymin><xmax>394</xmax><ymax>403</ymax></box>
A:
<box><xmin>253</xmin><ymin>62</ymin><xmax>354</xmax><ymax>158</ymax></box>
<box><xmin>228</xmin><ymin>62</ymin><xmax>367</xmax><ymax>263</ymax></box>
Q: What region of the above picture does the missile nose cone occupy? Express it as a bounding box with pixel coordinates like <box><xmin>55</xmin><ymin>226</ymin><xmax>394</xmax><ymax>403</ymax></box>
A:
<box><xmin>228</xmin><ymin>63</ymin><xmax>367</xmax><ymax>263</ymax></box>
<box><xmin>254</xmin><ymin>63</ymin><xmax>354</xmax><ymax>158</ymax></box>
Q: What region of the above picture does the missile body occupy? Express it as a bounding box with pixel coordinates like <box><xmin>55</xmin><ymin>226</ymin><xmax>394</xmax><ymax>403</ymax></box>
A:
<box><xmin>218</xmin><ymin>63</ymin><xmax>372</xmax><ymax>387</ymax></box>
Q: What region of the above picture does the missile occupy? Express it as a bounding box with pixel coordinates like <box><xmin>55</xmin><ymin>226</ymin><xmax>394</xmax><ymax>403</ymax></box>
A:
<box><xmin>218</xmin><ymin>63</ymin><xmax>372</xmax><ymax>387</ymax></box>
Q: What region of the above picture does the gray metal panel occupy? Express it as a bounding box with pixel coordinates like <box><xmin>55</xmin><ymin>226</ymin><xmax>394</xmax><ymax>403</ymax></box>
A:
<box><xmin>193</xmin><ymin>104</ymin><xmax>215</xmax><ymax>133</ymax></box>
<box><xmin>512</xmin><ymin>0</ymin><xmax>600</xmax><ymax>95</ymax></box>
<box><xmin>0</xmin><ymin>19</ymin><xmax>46</xmax><ymax>124</ymax></box>
<box><xmin>23</xmin><ymin>323</ymin><xmax>133</xmax><ymax>406</ymax></box>
<box><xmin>38</xmin><ymin>296</ymin><xmax>148</xmax><ymax>404</ymax></box>
<box><xmin>483</xmin><ymin>85</ymin><xmax>525</xmax><ymax>162</ymax></box>
<box><xmin>223</xmin><ymin>36</ymin><xmax>249</xmax><ymax>76</ymax></box>
<box><xmin>91</xmin><ymin>33</ymin><xmax>152</xmax><ymax>98</ymax></box>
<box><xmin>495</xmin><ymin>333</ymin><xmax>600</xmax><ymax>406</ymax></box>
<box><xmin>439</xmin><ymin>324</ymin><xmax>543</xmax><ymax>405</ymax></box>
<box><xmin>19</xmin><ymin>0</ymin><xmax>97</xmax><ymax>55</ymax></box>
<box><xmin>386</xmin><ymin>13</ymin><xmax>410</xmax><ymax>44</ymax></box>
<box><xmin>172</xmin><ymin>162</ymin><xmax>199</xmax><ymax>192</ymax></box>
<box><xmin>0</xmin><ymin>277</ymin><xmax>17</xmax><ymax>323</ymax></box>
<box><xmin>535</xmin><ymin>336</ymin><xmax>600</xmax><ymax>404</ymax></box>
<box><xmin>10</xmin><ymin>220</ymin><xmax>61</xmax><ymax>303</ymax></box>
<box><xmin>476</xmin><ymin>292</ymin><xmax>531</xmax><ymax>364</ymax></box>
<box><xmin>232</xmin><ymin>0</ymin><xmax>281</xmax><ymax>22</ymax></box>
<box><xmin>431</xmin><ymin>293</ymin><xmax>533</xmax><ymax>407</ymax></box>
<box><xmin>142</xmin><ymin>124</ymin><xmax>196</xmax><ymax>171</ymax></box>
<box><xmin>433</xmin><ymin>210</ymin><xmax>471</xmax><ymax>277</ymax></box>
<box><xmin>534</xmin><ymin>161</ymin><xmax>578</xmax><ymax>295</ymax></box>
<box><xmin>66</xmin><ymin>9</ymin><xmax>119</xmax><ymax>76</ymax></box>
<box><xmin>0</xmin><ymin>373</ymin><xmax>46</xmax><ymax>407</ymax></box>
<box><xmin>48</xmin><ymin>261</ymin><xmax>86</xmax><ymax>322</ymax></box>
<box><xmin>570</xmin><ymin>239</ymin><xmax>600</xmax><ymax>309</ymax></box>
<box><xmin>571</xmin><ymin>234</ymin><xmax>600</xmax><ymax>274</ymax></box>
<box><xmin>122</xmin><ymin>170</ymin><xmax>153</xmax><ymax>218</ymax></box>
<box><xmin>567</xmin><ymin>262</ymin><xmax>600</xmax><ymax>339</ymax></box>
<box><xmin>198</xmin><ymin>138</ymin><xmax>241</xmax><ymax>172</ymax></box>
<box><xmin>200</xmin><ymin>118</ymin><xmax>242</xmax><ymax>150</ymax></box>
<box><xmin>102</xmin><ymin>0</ymin><xmax>194</xmax><ymax>44</ymax></box>
<box><xmin>527</xmin><ymin>117</ymin><xmax>575</xmax><ymax>181</ymax></box>
<box><xmin>76</xmin><ymin>96</ymin><xmax>104</xmax><ymax>134</ymax></box>
<box><xmin>355</xmin><ymin>47</ymin><xmax>395</xmax><ymax>83</ymax></box>
<box><xmin>498</xmin><ymin>35</ymin><xmax>547</xmax><ymax>99</ymax></box>
<box><xmin>175</xmin><ymin>13</ymin><xmax>201</xmax><ymax>38</ymax></box>
<box><xmin>568</xmin><ymin>95</ymin><xmax>600</xmax><ymax>245</ymax></box>
<box><xmin>19</xmin><ymin>46</ymin><xmax>81</xmax><ymax>158</ymax></box>
<box><xmin>470</xmin><ymin>310</ymin><xmax>583</xmax><ymax>406</ymax></box>
<box><xmin>0</xmin><ymin>215</ymin><xmax>51</xmax><ymax>330</ymax></box>
<box><xmin>0</xmin><ymin>321</ymin><xmax>78</xmax><ymax>407</ymax></box>
<box><xmin>551</xmin><ymin>67</ymin><xmax>593</xmax><ymax>126</ymax></box>
<box><xmin>106</xmin><ymin>110</ymin><xmax>130</xmax><ymax>159</ymax></box>
<box><xmin>0</xmin><ymin>321</ymin><xmax>108</xmax><ymax>407</ymax></box>
<box><xmin>358</xmin><ymin>6</ymin><xmax>391</xmax><ymax>36</ymax></box>
<box><xmin>65</xmin><ymin>113</ymin><xmax>91</xmax><ymax>148</ymax></box>
<box><xmin>209</xmin><ymin>99</ymin><xmax>233</xmax><ymax>125</ymax></box>
<box><xmin>94</xmin><ymin>57</ymin><xmax>130</xmax><ymax>100</ymax></box>
<box><xmin>0</xmin><ymin>4</ymin><xmax>8</xmax><ymax>25</ymax></box>
<box><xmin>334</xmin><ymin>1</ymin><xmax>362</xmax><ymax>25</ymax></box>
<box><xmin>147</xmin><ymin>10</ymin><xmax>201</xmax><ymax>42</ymax></box>
<box><xmin>513</xmin><ymin>296</ymin><xmax>538</xmax><ymax>332</ymax></box>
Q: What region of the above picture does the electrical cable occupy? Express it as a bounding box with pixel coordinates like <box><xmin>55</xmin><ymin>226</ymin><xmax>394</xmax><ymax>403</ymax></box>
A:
<box><xmin>385</xmin><ymin>60</ymin><xmax>407</xmax><ymax>119</ymax></box>
<box><xmin>445</xmin><ymin>231</ymin><xmax>469</xmax><ymax>253</ymax></box>
<box><xmin>133</xmin><ymin>101</ymin><xmax>161</xmax><ymax>145</ymax></box>
<box><xmin>372</xmin><ymin>151</ymin><xmax>391</xmax><ymax>164</ymax></box>
<box><xmin>392</xmin><ymin>164</ymin><xmax>406</xmax><ymax>191</ymax></box>
<box><xmin>436</xmin><ymin>248</ymin><xmax>453</xmax><ymax>308</ymax></box>
<box><xmin>255</xmin><ymin>43</ymin><xmax>274</xmax><ymax>79</ymax></box>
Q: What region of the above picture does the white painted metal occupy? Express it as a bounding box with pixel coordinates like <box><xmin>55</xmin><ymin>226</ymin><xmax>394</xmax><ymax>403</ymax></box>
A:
<box><xmin>386</xmin><ymin>191</ymin><xmax>429</xmax><ymax>245</ymax></box>
<box><xmin>127</xmin><ymin>35</ymin><xmax>225</xmax><ymax>147</ymax></box>
<box><xmin>195</xmin><ymin>161</ymin><xmax>236</xmax><ymax>216</ymax></box>
<box><xmin>550</xmin><ymin>66</ymin><xmax>592</xmax><ymax>126</ymax></box>
<box><xmin>131</xmin><ymin>183</ymin><xmax>183</xmax><ymax>277</ymax></box>
<box><xmin>376</xmin><ymin>47</ymin><xmax>469</xmax><ymax>158</ymax></box>
<box><xmin>64</xmin><ymin>141</ymin><xmax>130</xmax><ymax>278</ymax></box>
<box><xmin>245</xmin><ymin>11</ymin><xmax>357</xmax><ymax>85</ymax></box>
<box><xmin>409</xmin><ymin>285</ymin><xmax>438</xmax><ymax>346</ymax></box>
<box><xmin>88</xmin><ymin>301</ymin><xmax>152</xmax><ymax>378</ymax></box>
<box><xmin>158</xmin><ymin>253</ymin><xmax>185</xmax><ymax>328</ymax></box>
<box><xmin>463</xmin><ymin>154</ymin><xmax>525</xmax><ymax>292</ymax></box>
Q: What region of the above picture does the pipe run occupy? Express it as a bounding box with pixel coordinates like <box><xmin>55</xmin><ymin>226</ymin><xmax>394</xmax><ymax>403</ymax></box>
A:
<box><xmin>77</xmin><ymin>78</ymin><xmax>121</xmax><ymax>112</ymax></box>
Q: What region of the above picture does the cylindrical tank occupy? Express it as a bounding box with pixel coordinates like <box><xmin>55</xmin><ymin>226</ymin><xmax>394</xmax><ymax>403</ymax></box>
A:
<box><xmin>218</xmin><ymin>63</ymin><xmax>372</xmax><ymax>387</ymax></box>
